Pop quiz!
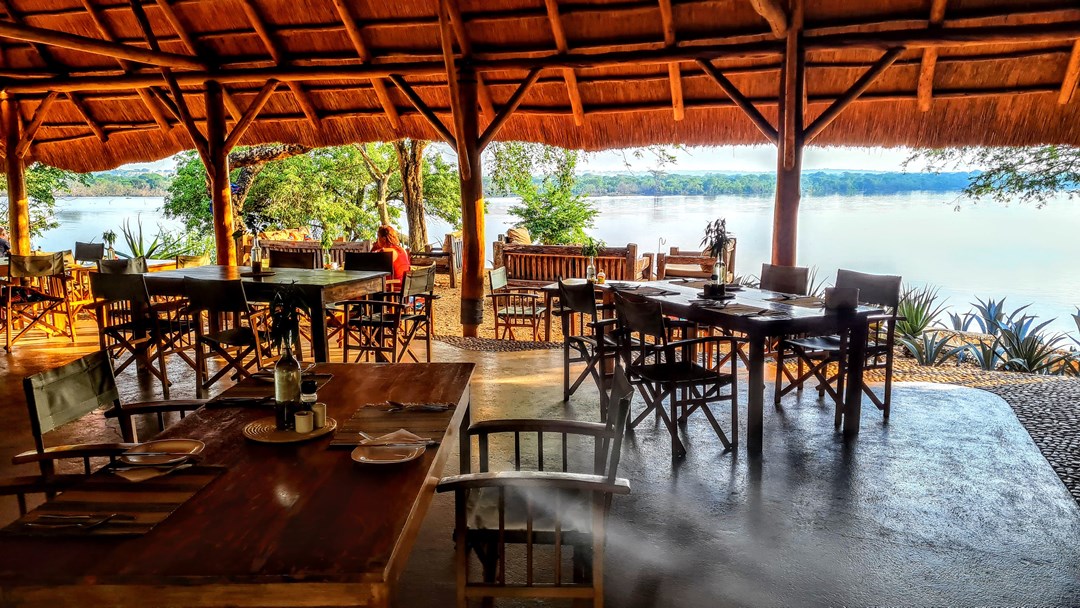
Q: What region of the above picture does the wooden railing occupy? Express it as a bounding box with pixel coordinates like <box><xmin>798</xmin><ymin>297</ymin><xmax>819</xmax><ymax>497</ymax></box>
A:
<box><xmin>492</xmin><ymin>242</ymin><xmax>652</xmax><ymax>287</ymax></box>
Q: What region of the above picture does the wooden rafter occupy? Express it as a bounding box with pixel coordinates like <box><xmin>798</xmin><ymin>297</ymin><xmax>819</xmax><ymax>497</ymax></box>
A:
<box><xmin>804</xmin><ymin>47</ymin><xmax>903</xmax><ymax>143</ymax></box>
<box><xmin>329</xmin><ymin>0</ymin><xmax>400</xmax><ymax>129</ymax></box>
<box><xmin>696</xmin><ymin>59</ymin><xmax>776</xmax><ymax>142</ymax></box>
<box><xmin>0</xmin><ymin>0</ymin><xmax>108</xmax><ymax>142</ymax></box>
<box><xmin>15</xmin><ymin>91</ymin><xmax>57</xmax><ymax>157</ymax></box>
<box><xmin>223</xmin><ymin>79</ymin><xmax>277</xmax><ymax>151</ymax></box>
<box><xmin>748</xmin><ymin>0</ymin><xmax>788</xmax><ymax>38</ymax></box>
<box><xmin>78</xmin><ymin>0</ymin><xmax>172</xmax><ymax>132</ymax></box>
<box><xmin>543</xmin><ymin>0</ymin><xmax>586</xmax><ymax>126</ymax></box>
<box><xmin>439</xmin><ymin>0</ymin><xmax>470</xmax><ymax>180</ymax></box>
<box><xmin>238</xmin><ymin>0</ymin><xmax>320</xmax><ymax>128</ymax></box>
<box><xmin>387</xmin><ymin>74</ymin><xmax>457</xmax><ymax>148</ymax></box>
<box><xmin>479</xmin><ymin>67</ymin><xmax>543</xmax><ymax>150</ymax></box>
<box><xmin>780</xmin><ymin>0</ymin><xmax>803</xmax><ymax>171</ymax></box>
<box><xmin>0</xmin><ymin>19</ymin><xmax>204</xmax><ymax>69</ymax></box>
<box><xmin>658</xmin><ymin>0</ymin><xmax>683</xmax><ymax>121</ymax></box>
<box><xmin>153</xmin><ymin>0</ymin><xmax>242</xmax><ymax>120</ymax></box>
<box><xmin>1059</xmin><ymin>40</ymin><xmax>1080</xmax><ymax>104</ymax></box>
<box><xmin>442</xmin><ymin>0</ymin><xmax>496</xmax><ymax>121</ymax></box>
<box><xmin>916</xmin><ymin>0</ymin><xmax>948</xmax><ymax>112</ymax></box>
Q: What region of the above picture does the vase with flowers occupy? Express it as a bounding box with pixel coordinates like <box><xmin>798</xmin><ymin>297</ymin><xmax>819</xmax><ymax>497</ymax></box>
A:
<box><xmin>700</xmin><ymin>218</ymin><xmax>733</xmax><ymax>299</ymax></box>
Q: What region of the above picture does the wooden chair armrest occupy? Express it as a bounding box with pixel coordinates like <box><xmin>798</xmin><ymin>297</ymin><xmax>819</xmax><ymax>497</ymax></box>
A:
<box><xmin>487</xmin><ymin>292</ymin><xmax>541</xmax><ymax>302</ymax></box>
<box><xmin>12</xmin><ymin>443</ymin><xmax>138</xmax><ymax>465</ymax></box>
<box><xmin>82</xmin><ymin>300</ymin><xmax>109</xmax><ymax>312</ymax></box>
<box><xmin>468</xmin><ymin>418</ymin><xmax>613</xmax><ymax>439</ymax></box>
<box><xmin>587</xmin><ymin>318</ymin><xmax>619</xmax><ymax>329</ymax></box>
<box><xmin>665</xmin><ymin>335</ymin><xmax>744</xmax><ymax>351</ymax></box>
<box><xmin>868</xmin><ymin>313</ymin><xmax>901</xmax><ymax>322</ymax></box>
<box><xmin>103</xmin><ymin>399</ymin><xmax>208</xmax><ymax>418</ymax></box>
<box><xmin>437</xmin><ymin>471</ymin><xmax>631</xmax><ymax>495</ymax></box>
<box><xmin>337</xmin><ymin>299</ymin><xmax>408</xmax><ymax>313</ymax></box>
<box><xmin>150</xmin><ymin>299</ymin><xmax>189</xmax><ymax>313</ymax></box>
<box><xmin>0</xmin><ymin>473</ymin><xmax>88</xmax><ymax>494</ymax></box>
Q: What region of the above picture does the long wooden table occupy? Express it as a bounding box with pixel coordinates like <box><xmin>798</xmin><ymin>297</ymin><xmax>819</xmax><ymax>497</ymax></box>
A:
<box><xmin>144</xmin><ymin>265</ymin><xmax>386</xmax><ymax>362</ymax></box>
<box><xmin>0</xmin><ymin>362</ymin><xmax>474</xmax><ymax>607</ymax></box>
<box><xmin>543</xmin><ymin>279</ymin><xmax>879</xmax><ymax>453</ymax></box>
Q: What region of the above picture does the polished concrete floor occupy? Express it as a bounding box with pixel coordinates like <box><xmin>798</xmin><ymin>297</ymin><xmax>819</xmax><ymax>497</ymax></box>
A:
<box><xmin>2</xmin><ymin>329</ymin><xmax>1079</xmax><ymax>607</ymax></box>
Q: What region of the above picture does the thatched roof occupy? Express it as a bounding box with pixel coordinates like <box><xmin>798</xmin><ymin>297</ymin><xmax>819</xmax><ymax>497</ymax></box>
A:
<box><xmin>2</xmin><ymin>0</ymin><xmax>1080</xmax><ymax>171</ymax></box>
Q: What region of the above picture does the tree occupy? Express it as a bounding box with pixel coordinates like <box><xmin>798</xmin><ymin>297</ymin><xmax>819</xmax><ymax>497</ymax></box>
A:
<box><xmin>488</xmin><ymin>142</ymin><xmax>597</xmax><ymax>244</ymax></box>
<box><xmin>395</xmin><ymin>139</ymin><xmax>428</xmax><ymax>250</ymax></box>
<box><xmin>910</xmin><ymin>146</ymin><xmax>1080</xmax><ymax>207</ymax></box>
<box><xmin>357</xmin><ymin>143</ymin><xmax>399</xmax><ymax>225</ymax></box>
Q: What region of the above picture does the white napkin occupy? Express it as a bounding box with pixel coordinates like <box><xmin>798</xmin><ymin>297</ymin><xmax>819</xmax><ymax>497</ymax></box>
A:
<box><xmin>359</xmin><ymin>429</ymin><xmax>428</xmax><ymax>447</ymax></box>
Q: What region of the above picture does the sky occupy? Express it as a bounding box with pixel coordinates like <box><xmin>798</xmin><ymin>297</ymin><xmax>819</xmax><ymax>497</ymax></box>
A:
<box><xmin>117</xmin><ymin>145</ymin><xmax>968</xmax><ymax>174</ymax></box>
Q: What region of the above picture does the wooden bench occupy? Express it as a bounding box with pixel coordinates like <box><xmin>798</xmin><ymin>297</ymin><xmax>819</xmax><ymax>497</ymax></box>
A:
<box><xmin>411</xmin><ymin>233</ymin><xmax>462</xmax><ymax>287</ymax></box>
<box><xmin>492</xmin><ymin>242</ymin><xmax>653</xmax><ymax>287</ymax></box>
<box><xmin>656</xmin><ymin>241</ymin><xmax>737</xmax><ymax>281</ymax></box>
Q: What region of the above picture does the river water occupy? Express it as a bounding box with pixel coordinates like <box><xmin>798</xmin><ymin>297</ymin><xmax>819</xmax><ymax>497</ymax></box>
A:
<box><xmin>39</xmin><ymin>193</ymin><xmax>1080</xmax><ymax>336</ymax></box>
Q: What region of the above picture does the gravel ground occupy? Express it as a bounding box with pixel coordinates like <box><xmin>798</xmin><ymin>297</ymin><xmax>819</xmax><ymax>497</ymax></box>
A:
<box><xmin>432</xmin><ymin>282</ymin><xmax>1080</xmax><ymax>504</ymax></box>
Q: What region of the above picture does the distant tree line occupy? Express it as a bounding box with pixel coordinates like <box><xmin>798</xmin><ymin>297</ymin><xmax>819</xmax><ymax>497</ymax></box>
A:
<box><xmin>65</xmin><ymin>171</ymin><xmax>171</xmax><ymax>197</ymax></box>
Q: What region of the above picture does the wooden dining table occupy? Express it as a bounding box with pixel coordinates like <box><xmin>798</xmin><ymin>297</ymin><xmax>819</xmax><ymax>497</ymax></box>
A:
<box><xmin>541</xmin><ymin>279</ymin><xmax>881</xmax><ymax>453</ymax></box>
<box><xmin>144</xmin><ymin>265</ymin><xmax>387</xmax><ymax>362</ymax></box>
<box><xmin>0</xmin><ymin>362</ymin><xmax>474</xmax><ymax>607</ymax></box>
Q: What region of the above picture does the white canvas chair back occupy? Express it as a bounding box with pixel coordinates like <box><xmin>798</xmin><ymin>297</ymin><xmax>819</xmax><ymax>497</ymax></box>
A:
<box><xmin>8</xmin><ymin>252</ymin><xmax>64</xmax><ymax>278</ymax></box>
<box><xmin>23</xmin><ymin>351</ymin><xmax>119</xmax><ymax>443</ymax></box>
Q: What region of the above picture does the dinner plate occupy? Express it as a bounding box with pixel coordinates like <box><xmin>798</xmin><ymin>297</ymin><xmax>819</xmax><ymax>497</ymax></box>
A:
<box><xmin>696</xmin><ymin>292</ymin><xmax>736</xmax><ymax>300</ymax></box>
<box><xmin>351</xmin><ymin>444</ymin><xmax>426</xmax><ymax>465</ymax></box>
<box><xmin>120</xmin><ymin>439</ymin><xmax>205</xmax><ymax>466</ymax></box>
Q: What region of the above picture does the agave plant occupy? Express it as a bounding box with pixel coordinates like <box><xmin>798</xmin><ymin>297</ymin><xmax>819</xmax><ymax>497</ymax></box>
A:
<box><xmin>939</xmin><ymin>310</ymin><xmax>975</xmax><ymax>332</ymax></box>
<box><xmin>805</xmin><ymin>266</ymin><xmax>829</xmax><ymax>298</ymax></box>
<box><xmin>970</xmin><ymin>297</ymin><xmax>1031</xmax><ymax>336</ymax></box>
<box><xmin>898</xmin><ymin>331</ymin><xmax>962</xmax><ymax>366</ymax></box>
<box><xmin>117</xmin><ymin>216</ymin><xmax>197</xmax><ymax>260</ymax></box>
<box><xmin>961</xmin><ymin>336</ymin><xmax>1006</xmax><ymax>371</ymax></box>
<box><xmin>997</xmin><ymin>318</ymin><xmax>1069</xmax><ymax>375</ymax></box>
<box><xmin>896</xmin><ymin>283</ymin><xmax>948</xmax><ymax>339</ymax></box>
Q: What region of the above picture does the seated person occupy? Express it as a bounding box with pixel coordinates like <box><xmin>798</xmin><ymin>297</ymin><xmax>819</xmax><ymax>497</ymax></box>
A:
<box><xmin>506</xmin><ymin>226</ymin><xmax>532</xmax><ymax>245</ymax></box>
<box><xmin>0</xmin><ymin>228</ymin><xmax>9</xmax><ymax>257</ymax></box>
<box><xmin>371</xmin><ymin>225</ymin><xmax>411</xmax><ymax>289</ymax></box>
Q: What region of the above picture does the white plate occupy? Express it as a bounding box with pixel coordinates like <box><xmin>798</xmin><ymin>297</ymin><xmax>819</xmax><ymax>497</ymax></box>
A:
<box><xmin>120</xmin><ymin>439</ymin><xmax>205</xmax><ymax>466</ymax></box>
<box><xmin>351</xmin><ymin>444</ymin><xmax>426</xmax><ymax>465</ymax></box>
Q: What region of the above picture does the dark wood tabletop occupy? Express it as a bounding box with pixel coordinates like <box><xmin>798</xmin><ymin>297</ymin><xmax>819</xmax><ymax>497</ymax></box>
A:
<box><xmin>0</xmin><ymin>362</ymin><xmax>474</xmax><ymax>608</ymax></box>
<box><xmin>145</xmin><ymin>265</ymin><xmax>387</xmax><ymax>362</ymax></box>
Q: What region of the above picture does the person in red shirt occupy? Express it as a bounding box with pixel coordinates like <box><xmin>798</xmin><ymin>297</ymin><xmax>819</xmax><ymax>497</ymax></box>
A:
<box><xmin>371</xmin><ymin>225</ymin><xmax>411</xmax><ymax>290</ymax></box>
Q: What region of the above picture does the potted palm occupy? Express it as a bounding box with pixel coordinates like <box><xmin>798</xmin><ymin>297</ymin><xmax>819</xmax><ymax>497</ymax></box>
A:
<box><xmin>102</xmin><ymin>229</ymin><xmax>117</xmax><ymax>260</ymax></box>
<box><xmin>581</xmin><ymin>236</ymin><xmax>605</xmax><ymax>281</ymax></box>
<box><xmin>700</xmin><ymin>219</ymin><xmax>733</xmax><ymax>299</ymax></box>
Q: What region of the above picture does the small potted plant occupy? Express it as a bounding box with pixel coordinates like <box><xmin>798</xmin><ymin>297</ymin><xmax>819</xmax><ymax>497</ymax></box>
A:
<box><xmin>700</xmin><ymin>219</ymin><xmax>733</xmax><ymax>299</ymax></box>
<box><xmin>581</xmin><ymin>236</ymin><xmax>605</xmax><ymax>281</ymax></box>
<box><xmin>102</xmin><ymin>229</ymin><xmax>117</xmax><ymax>260</ymax></box>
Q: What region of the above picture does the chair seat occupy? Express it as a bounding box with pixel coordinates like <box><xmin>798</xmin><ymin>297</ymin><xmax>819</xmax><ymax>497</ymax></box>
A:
<box><xmin>0</xmin><ymin>285</ymin><xmax>62</xmax><ymax>305</ymax></box>
<box><xmin>632</xmin><ymin>361</ymin><xmax>733</xmax><ymax>385</ymax></box>
<box><xmin>467</xmin><ymin>485</ymin><xmax>591</xmax><ymax>533</ymax></box>
<box><xmin>783</xmin><ymin>335</ymin><xmax>843</xmax><ymax>354</ymax></box>
<box><xmin>568</xmin><ymin>333</ymin><xmax>618</xmax><ymax>350</ymax></box>
<box><xmin>201</xmin><ymin>327</ymin><xmax>258</xmax><ymax>347</ymax></box>
<box><xmin>497</xmin><ymin>305</ymin><xmax>546</xmax><ymax>318</ymax></box>
<box><xmin>348</xmin><ymin>313</ymin><xmax>398</xmax><ymax>328</ymax></box>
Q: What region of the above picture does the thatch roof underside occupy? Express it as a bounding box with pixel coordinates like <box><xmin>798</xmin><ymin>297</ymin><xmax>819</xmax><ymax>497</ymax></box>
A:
<box><xmin>2</xmin><ymin>0</ymin><xmax>1080</xmax><ymax>171</ymax></box>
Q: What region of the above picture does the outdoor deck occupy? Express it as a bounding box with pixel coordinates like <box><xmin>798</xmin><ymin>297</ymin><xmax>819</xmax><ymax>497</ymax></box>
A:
<box><xmin>1</xmin><ymin>319</ymin><xmax>1077</xmax><ymax>607</ymax></box>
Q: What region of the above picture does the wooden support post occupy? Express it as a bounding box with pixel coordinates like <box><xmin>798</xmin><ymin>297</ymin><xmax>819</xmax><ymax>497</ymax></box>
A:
<box><xmin>917</xmin><ymin>0</ymin><xmax>948</xmax><ymax>111</ymax></box>
<box><xmin>1059</xmin><ymin>40</ymin><xmax>1080</xmax><ymax>104</ymax></box>
<box><xmin>772</xmin><ymin>0</ymin><xmax>803</xmax><ymax>266</ymax></box>
<box><xmin>456</xmin><ymin>68</ymin><xmax>485</xmax><ymax>337</ymax></box>
<box><xmin>205</xmin><ymin>81</ymin><xmax>235</xmax><ymax>266</ymax></box>
<box><xmin>2</xmin><ymin>93</ymin><xmax>30</xmax><ymax>255</ymax></box>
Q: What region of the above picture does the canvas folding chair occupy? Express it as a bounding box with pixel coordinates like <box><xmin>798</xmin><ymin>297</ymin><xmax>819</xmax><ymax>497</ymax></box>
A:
<box><xmin>488</xmin><ymin>266</ymin><xmax>546</xmax><ymax>341</ymax></box>
<box><xmin>97</xmin><ymin>257</ymin><xmax>149</xmax><ymax>274</ymax></box>
<box><xmin>183</xmin><ymin>278</ymin><xmax>270</xmax><ymax>396</ymax></box>
<box><xmin>2</xmin><ymin>252</ymin><xmax>76</xmax><ymax>350</ymax></box>
<box><xmin>558</xmin><ymin>278</ymin><xmax>617</xmax><ymax>405</ymax></box>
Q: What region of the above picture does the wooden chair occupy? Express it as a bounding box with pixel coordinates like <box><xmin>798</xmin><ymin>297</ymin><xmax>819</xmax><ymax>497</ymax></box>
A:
<box><xmin>436</xmin><ymin>366</ymin><xmax>634</xmax><ymax>608</ymax></box>
<box><xmin>183</xmin><ymin>278</ymin><xmax>270</xmax><ymax>396</ymax></box>
<box><xmin>175</xmin><ymin>254</ymin><xmax>210</xmax><ymax>269</ymax></box>
<box><xmin>340</xmin><ymin>266</ymin><xmax>437</xmax><ymax>363</ymax></box>
<box><xmin>97</xmin><ymin>257</ymin><xmax>149</xmax><ymax>274</ymax></box>
<box><xmin>614</xmin><ymin>292</ymin><xmax>740</xmax><ymax>458</ymax></box>
<box><xmin>488</xmin><ymin>266</ymin><xmax>547</xmax><ymax>341</ymax></box>
<box><xmin>558</xmin><ymin>278</ymin><xmax>617</xmax><ymax>404</ymax></box>
<box><xmin>269</xmin><ymin>249</ymin><xmax>318</xmax><ymax>269</ymax></box>
<box><xmin>14</xmin><ymin>351</ymin><xmax>206</xmax><ymax>476</ymax></box>
<box><xmin>394</xmin><ymin>265</ymin><xmax>438</xmax><ymax>362</ymax></box>
<box><xmin>760</xmin><ymin>263</ymin><xmax>810</xmax><ymax>295</ymax></box>
<box><xmin>3</xmin><ymin>252</ymin><xmax>76</xmax><ymax>351</ymax></box>
<box><xmin>773</xmin><ymin>269</ymin><xmax>902</xmax><ymax>424</ymax></box>
<box><xmin>73</xmin><ymin>242</ymin><xmax>104</xmax><ymax>263</ymax></box>
<box><xmin>89</xmin><ymin>272</ymin><xmax>170</xmax><ymax>397</ymax></box>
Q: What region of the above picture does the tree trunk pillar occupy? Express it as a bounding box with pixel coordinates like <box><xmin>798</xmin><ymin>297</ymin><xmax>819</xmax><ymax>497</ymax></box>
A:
<box><xmin>205</xmin><ymin>81</ymin><xmax>236</xmax><ymax>266</ymax></box>
<box><xmin>398</xmin><ymin>140</ymin><xmax>429</xmax><ymax>252</ymax></box>
<box><xmin>2</xmin><ymin>93</ymin><xmax>30</xmax><ymax>255</ymax></box>
<box><xmin>456</xmin><ymin>68</ymin><xmax>485</xmax><ymax>337</ymax></box>
<box><xmin>771</xmin><ymin>0</ymin><xmax>804</xmax><ymax>266</ymax></box>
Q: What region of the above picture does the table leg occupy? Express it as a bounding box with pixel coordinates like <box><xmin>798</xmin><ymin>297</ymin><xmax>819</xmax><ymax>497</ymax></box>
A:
<box><xmin>544</xmin><ymin>291</ymin><xmax>553</xmax><ymax>342</ymax></box>
<box><xmin>842</xmin><ymin>321</ymin><xmax>868</xmax><ymax>437</ymax></box>
<box><xmin>310</xmin><ymin>303</ymin><xmax>329</xmax><ymax>363</ymax></box>
<box><xmin>459</xmin><ymin>386</ymin><xmax>472</xmax><ymax>475</ymax></box>
<box><xmin>746</xmin><ymin>335</ymin><xmax>765</xmax><ymax>454</ymax></box>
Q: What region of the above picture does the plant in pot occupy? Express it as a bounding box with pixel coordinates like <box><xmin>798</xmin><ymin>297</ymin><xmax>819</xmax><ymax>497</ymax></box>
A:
<box><xmin>581</xmin><ymin>237</ymin><xmax>605</xmax><ymax>281</ymax></box>
<box><xmin>700</xmin><ymin>218</ymin><xmax>733</xmax><ymax>299</ymax></box>
<box><xmin>102</xmin><ymin>229</ymin><xmax>117</xmax><ymax>260</ymax></box>
<box><xmin>269</xmin><ymin>283</ymin><xmax>308</xmax><ymax>430</ymax></box>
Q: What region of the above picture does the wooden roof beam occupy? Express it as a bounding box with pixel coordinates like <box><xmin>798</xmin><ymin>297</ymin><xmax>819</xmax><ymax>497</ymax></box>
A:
<box><xmin>478</xmin><ymin>67</ymin><xmax>542</xmax><ymax>150</ymax></box>
<box><xmin>658</xmin><ymin>0</ymin><xmax>684</xmax><ymax>121</ymax></box>
<box><xmin>439</xmin><ymin>0</ymin><xmax>470</xmax><ymax>180</ymax></box>
<box><xmin>748</xmin><ymin>0</ymin><xmax>788</xmax><ymax>38</ymax></box>
<box><xmin>78</xmin><ymin>0</ymin><xmax>171</xmax><ymax>132</ymax></box>
<box><xmin>696</xmin><ymin>59</ymin><xmax>776</xmax><ymax>142</ymax></box>
<box><xmin>544</xmin><ymin>0</ymin><xmax>586</xmax><ymax>126</ymax></box>
<box><xmin>223</xmin><ymin>78</ymin><xmax>276</xmax><ymax>151</ymax></box>
<box><xmin>66</xmin><ymin>92</ymin><xmax>108</xmax><ymax>141</ymax></box>
<box><xmin>443</xmin><ymin>0</ymin><xmax>495</xmax><ymax>121</ymax></box>
<box><xmin>916</xmin><ymin>0</ymin><xmax>947</xmax><ymax>112</ymax></box>
<box><xmin>1059</xmin><ymin>40</ymin><xmax>1080</xmax><ymax>104</ymax></box>
<box><xmin>329</xmin><ymin>0</ymin><xmax>399</xmax><ymax>129</ymax></box>
<box><xmin>15</xmin><ymin>91</ymin><xmax>57</xmax><ymax>157</ymax></box>
<box><xmin>0</xmin><ymin>20</ymin><xmax>204</xmax><ymax>69</ymax></box>
<box><xmin>387</xmin><ymin>74</ymin><xmax>457</xmax><ymax>148</ymax></box>
<box><xmin>239</xmin><ymin>0</ymin><xmax>320</xmax><ymax>128</ymax></box>
<box><xmin>153</xmin><ymin>0</ymin><xmax>241</xmax><ymax>121</ymax></box>
<box><xmin>804</xmin><ymin>47</ymin><xmax>903</xmax><ymax>143</ymax></box>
